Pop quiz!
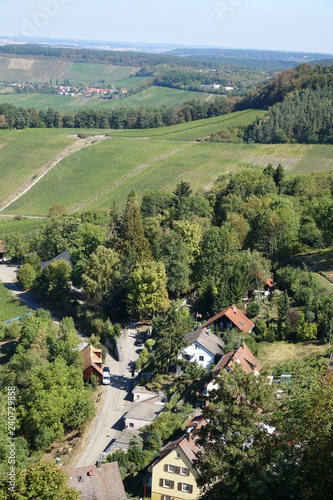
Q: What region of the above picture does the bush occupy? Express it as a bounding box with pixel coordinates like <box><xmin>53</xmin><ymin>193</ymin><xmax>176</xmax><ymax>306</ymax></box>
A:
<box><xmin>247</xmin><ymin>300</ymin><xmax>261</xmax><ymax>318</ymax></box>
<box><xmin>17</xmin><ymin>263</ymin><xmax>37</xmax><ymax>290</ymax></box>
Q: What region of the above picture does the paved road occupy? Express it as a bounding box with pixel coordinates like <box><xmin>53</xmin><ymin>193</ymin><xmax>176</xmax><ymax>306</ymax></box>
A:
<box><xmin>76</xmin><ymin>327</ymin><xmax>141</xmax><ymax>467</ymax></box>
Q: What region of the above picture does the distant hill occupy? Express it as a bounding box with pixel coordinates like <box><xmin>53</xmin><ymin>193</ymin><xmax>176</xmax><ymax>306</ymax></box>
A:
<box><xmin>238</xmin><ymin>63</ymin><xmax>333</xmax><ymax>109</ymax></box>
<box><xmin>231</xmin><ymin>63</ymin><xmax>333</xmax><ymax>144</ymax></box>
<box><xmin>167</xmin><ymin>47</ymin><xmax>333</xmax><ymax>63</ymax></box>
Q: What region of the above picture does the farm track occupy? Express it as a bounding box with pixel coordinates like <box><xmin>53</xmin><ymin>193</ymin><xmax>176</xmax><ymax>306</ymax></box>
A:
<box><xmin>69</xmin><ymin>146</ymin><xmax>186</xmax><ymax>213</ymax></box>
<box><xmin>0</xmin><ymin>135</ymin><xmax>109</xmax><ymax>213</ymax></box>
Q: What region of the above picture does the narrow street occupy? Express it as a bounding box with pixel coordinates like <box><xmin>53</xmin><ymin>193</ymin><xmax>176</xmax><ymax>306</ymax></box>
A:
<box><xmin>76</xmin><ymin>327</ymin><xmax>140</xmax><ymax>467</ymax></box>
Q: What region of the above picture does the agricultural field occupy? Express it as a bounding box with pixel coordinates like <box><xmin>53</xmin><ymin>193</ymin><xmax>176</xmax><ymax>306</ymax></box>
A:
<box><xmin>288</xmin><ymin>144</ymin><xmax>333</xmax><ymax>174</ymax></box>
<box><xmin>0</xmin><ymin>86</ymin><xmax>216</xmax><ymax>111</ymax></box>
<box><xmin>0</xmin><ymin>216</ymin><xmax>48</xmax><ymax>238</ymax></box>
<box><xmin>0</xmin><ymin>282</ymin><xmax>30</xmax><ymax>322</ymax></box>
<box><xmin>1</xmin><ymin>111</ymin><xmax>333</xmax><ymax>216</ymax></box>
<box><xmin>0</xmin><ymin>56</ymin><xmax>138</xmax><ymax>84</ymax></box>
<box><xmin>108</xmin><ymin>109</ymin><xmax>267</xmax><ymax>139</ymax></box>
<box><xmin>3</xmin><ymin>140</ymin><xmax>311</xmax><ymax>216</ymax></box>
<box><xmin>0</xmin><ymin>128</ymin><xmax>77</xmax><ymax>205</ymax></box>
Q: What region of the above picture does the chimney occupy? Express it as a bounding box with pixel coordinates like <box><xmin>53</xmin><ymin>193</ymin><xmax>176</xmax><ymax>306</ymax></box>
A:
<box><xmin>233</xmin><ymin>305</ymin><xmax>236</xmax><ymax>313</ymax></box>
<box><xmin>96</xmin><ymin>461</ymin><xmax>102</xmax><ymax>470</ymax></box>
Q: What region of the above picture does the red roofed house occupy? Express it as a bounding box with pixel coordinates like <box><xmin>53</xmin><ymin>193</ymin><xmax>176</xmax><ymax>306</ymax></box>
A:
<box><xmin>213</xmin><ymin>342</ymin><xmax>262</xmax><ymax>376</ymax></box>
<box><xmin>81</xmin><ymin>344</ymin><xmax>103</xmax><ymax>385</ymax></box>
<box><xmin>197</xmin><ymin>343</ymin><xmax>262</xmax><ymax>405</ymax></box>
<box><xmin>201</xmin><ymin>304</ymin><xmax>254</xmax><ymax>334</ymax></box>
<box><xmin>0</xmin><ymin>240</ymin><xmax>8</xmax><ymax>261</ymax></box>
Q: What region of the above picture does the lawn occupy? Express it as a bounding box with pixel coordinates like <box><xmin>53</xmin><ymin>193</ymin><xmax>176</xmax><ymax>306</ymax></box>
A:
<box><xmin>0</xmin><ymin>282</ymin><xmax>30</xmax><ymax>322</ymax></box>
<box><xmin>257</xmin><ymin>341</ymin><xmax>330</xmax><ymax>372</ymax></box>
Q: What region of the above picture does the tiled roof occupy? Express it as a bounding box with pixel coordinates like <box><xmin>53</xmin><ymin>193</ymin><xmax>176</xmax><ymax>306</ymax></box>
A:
<box><xmin>213</xmin><ymin>342</ymin><xmax>262</xmax><ymax>375</ymax></box>
<box><xmin>81</xmin><ymin>345</ymin><xmax>103</xmax><ymax>375</ymax></box>
<box><xmin>201</xmin><ymin>305</ymin><xmax>254</xmax><ymax>333</ymax></box>
<box><xmin>156</xmin><ymin>435</ymin><xmax>199</xmax><ymax>465</ymax></box>
<box><xmin>185</xmin><ymin>328</ymin><xmax>225</xmax><ymax>355</ymax></box>
<box><xmin>66</xmin><ymin>462</ymin><xmax>126</xmax><ymax>500</ymax></box>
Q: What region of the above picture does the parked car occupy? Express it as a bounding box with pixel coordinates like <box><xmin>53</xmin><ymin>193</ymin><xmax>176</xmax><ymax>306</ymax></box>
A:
<box><xmin>134</xmin><ymin>339</ymin><xmax>143</xmax><ymax>347</ymax></box>
<box><xmin>102</xmin><ymin>367</ymin><xmax>111</xmax><ymax>385</ymax></box>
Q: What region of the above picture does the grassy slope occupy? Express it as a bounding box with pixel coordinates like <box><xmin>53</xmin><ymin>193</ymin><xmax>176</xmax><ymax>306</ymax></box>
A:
<box><xmin>0</xmin><ymin>282</ymin><xmax>30</xmax><ymax>322</ymax></box>
<box><xmin>2</xmin><ymin>110</ymin><xmax>333</xmax><ymax>216</ymax></box>
<box><xmin>0</xmin><ymin>216</ymin><xmax>48</xmax><ymax>238</ymax></box>
<box><xmin>0</xmin><ymin>57</ymin><xmax>137</xmax><ymax>84</ymax></box>
<box><xmin>0</xmin><ymin>129</ymin><xmax>77</xmax><ymax>202</ymax></box>
<box><xmin>0</xmin><ymin>86</ymin><xmax>216</xmax><ymax>111</ymax></box>
<box><xmin>257</xmin><ymin>341</ymin><xmax>330</xmax><ymax>372</ymax></box>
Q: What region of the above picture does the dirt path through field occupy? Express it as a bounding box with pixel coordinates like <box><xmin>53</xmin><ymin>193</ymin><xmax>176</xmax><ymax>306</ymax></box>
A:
<box><xmin>69</xmin><ymin>146</ymin><xmax>186</xmax><ymax>212</ymax></box>
<box><xmin>0</xmin><ymin>135</ymin><xmax>109</xmax><ymax>213</ymax></box>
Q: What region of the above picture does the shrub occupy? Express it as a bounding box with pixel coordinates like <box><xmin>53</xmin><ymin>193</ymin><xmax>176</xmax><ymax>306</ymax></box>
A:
<box><xmin>17</xmin><ymin>263</ymin><xmax>37</xmax><ymax>290</ymax></box>
<box><xmin>247</xmin><ymin>300</ymin><xmax>261</xmax><ymax>318</ymax></box>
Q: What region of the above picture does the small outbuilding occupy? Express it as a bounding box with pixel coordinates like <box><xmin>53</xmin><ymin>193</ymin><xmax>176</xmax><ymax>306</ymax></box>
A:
<box><xmin>81</xmin><ymin>344</ymin><xmax>103</xmax><ymax>385</ymax></box>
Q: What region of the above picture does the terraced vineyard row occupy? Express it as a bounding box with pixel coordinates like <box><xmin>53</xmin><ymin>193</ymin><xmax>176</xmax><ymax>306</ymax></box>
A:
<box><xmin>288</xmin><ymin>145</ymin><xmax>333</xmax><ymax>175</ymax></box>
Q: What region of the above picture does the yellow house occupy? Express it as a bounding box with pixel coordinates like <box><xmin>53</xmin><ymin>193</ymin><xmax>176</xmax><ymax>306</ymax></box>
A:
<box><xmin>148</xmin><ymin>430</ymin><xmax>201</xmax><ymax>500</ymax></box>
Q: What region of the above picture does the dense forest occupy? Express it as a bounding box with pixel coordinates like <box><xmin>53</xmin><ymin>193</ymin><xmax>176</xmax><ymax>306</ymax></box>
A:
<box><xmin>207</xmin><ymin>63</ymin><xmax>333</xmax><ymax>144</ymax></box>
<box><xmin>244</xmin><ymin>86</ymin><xmax>333</xmax><ymax>144</ymax></box>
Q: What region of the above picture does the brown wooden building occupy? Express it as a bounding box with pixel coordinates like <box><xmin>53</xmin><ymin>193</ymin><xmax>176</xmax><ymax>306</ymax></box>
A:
<box><xmin>81</xmin><ymin>345</ymin><xmax>103</xmax><ymax>385</ymax></box>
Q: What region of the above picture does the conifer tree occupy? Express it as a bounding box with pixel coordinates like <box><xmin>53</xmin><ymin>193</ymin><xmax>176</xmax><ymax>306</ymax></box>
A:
<box><xmin>122</xmin><ymin>189</ymin><xmax>152</xmax><ymax>262</ymax></box>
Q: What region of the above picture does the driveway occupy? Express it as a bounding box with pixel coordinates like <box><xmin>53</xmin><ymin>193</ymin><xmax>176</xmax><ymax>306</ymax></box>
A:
<box><xmin>76</xmin><ymin>326</ymin><xmax>141</xmax><ymax>467</ymax></box>
<box><xmin>0</xmin><ymin>264</ymin><xmax>43</xmax><ymax>310</ymax></box>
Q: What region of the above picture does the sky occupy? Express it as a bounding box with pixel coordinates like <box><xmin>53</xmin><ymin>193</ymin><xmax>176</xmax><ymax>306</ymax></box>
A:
<box><xmin>1</xmin><ymin>0</ymin><xmax>333</xmax><ymax>54</ymax></box>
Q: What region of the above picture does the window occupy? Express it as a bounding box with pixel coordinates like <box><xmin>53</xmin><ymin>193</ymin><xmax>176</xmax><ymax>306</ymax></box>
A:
<box><xmin>178</xmin><ymin>482</ymin><xmax>193</xmax><ymax>494</ymax></box>
<box><xmin>185</xmin><ymin>355</ymin><xmax>191</xmax><ymax>361</ymax></box>
<box><xmin>176</xmin><ymin>452</ymin><xmax>181</xmax><ymax>459</ymax></box>
<box><xmin>199</xmin><ymin>356</ymin><xmax>204</xmax><ymax>362</ymax></box>
<box><xmin>129</xmin><ymin>422</ymin><xmax>134</xmax><ymax>428</ymax></box>
<box><xmin>180</xmin><ymin>467</ymin><xmax>188</xmax><ymax>476</ymax></box>
<box><xmin>168</xmin><ymin>465</ymin><xmax>175</xmax><ymax>473</ymax></box>
<box><xmin>164</xmin><ymin>479</ymin><xmax>171</xmax><ymax>488</ymax></box>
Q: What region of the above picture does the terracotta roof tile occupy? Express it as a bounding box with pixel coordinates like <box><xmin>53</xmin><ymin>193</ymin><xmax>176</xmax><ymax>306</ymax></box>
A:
<box><xmin>213</xmin><ymin>342</ymin><xmax>261</xmax><ymax>375</ymax></box>
<box><xmin>201</xmin><ymin>305</ymin><xmax>254</xmax><ymax>333</ymax></box>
